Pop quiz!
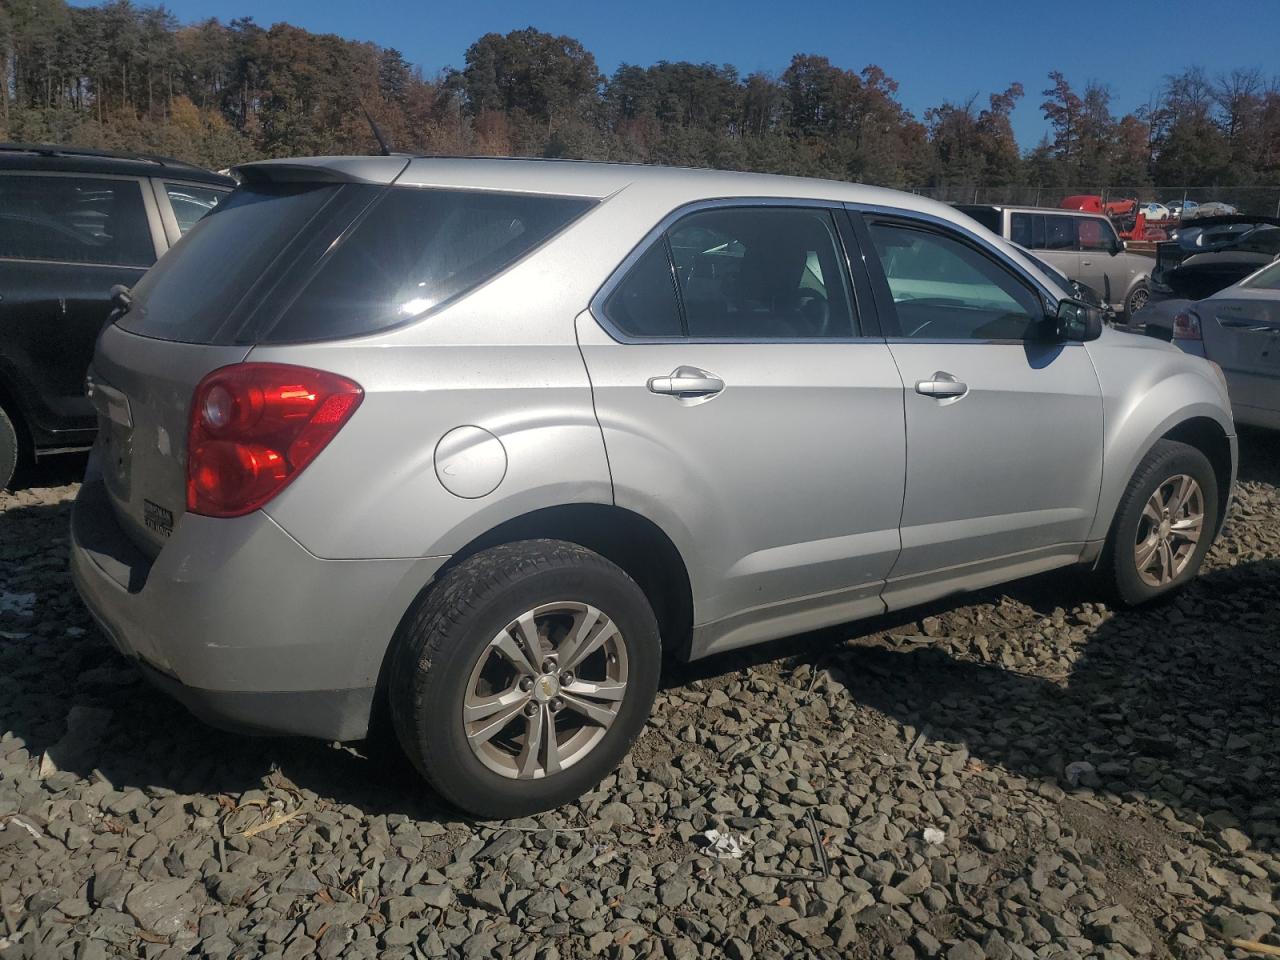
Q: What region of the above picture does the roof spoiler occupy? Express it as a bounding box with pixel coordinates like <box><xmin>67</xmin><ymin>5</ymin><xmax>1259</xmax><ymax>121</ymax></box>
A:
<box><xmin>232</xmin><ymin>157</ymin><xmax>410</xmax><ymax>186</ymax></box>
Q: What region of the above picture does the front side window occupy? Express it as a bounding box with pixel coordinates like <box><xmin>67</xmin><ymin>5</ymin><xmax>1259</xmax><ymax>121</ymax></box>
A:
<box><xmin>867</xmin><ymin>220</ymin><xmax>1043</xmax><ymax>341</ymax></box>
<box><xmin>163</xmin><ymin>182</ymin><xmax>228</xmax><ymax>234</ymax></box>
<box><xmin>0</xmin><ymin>174</ymin><xmax>154</xmax><ymax>266</ymax></box>
<box><xmin>667</xmin><ymin>207</ymin><xmax>854</xmax><ymax>339</ymax></box>
<box><xmin>1077</xmin><ymin>217</ymin><xmax>1117</xmax><ymax>251</ymax></box>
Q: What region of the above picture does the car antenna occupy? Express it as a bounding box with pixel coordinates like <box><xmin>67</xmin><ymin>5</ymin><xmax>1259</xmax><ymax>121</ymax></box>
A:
<box><xmin>361</xmin><ymin>102</ymin><xmax>393</xmax><ymax>156</ymax></box>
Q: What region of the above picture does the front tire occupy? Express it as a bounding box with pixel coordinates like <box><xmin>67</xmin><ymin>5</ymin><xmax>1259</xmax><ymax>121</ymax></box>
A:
<box><xmin>387</xmin><ymin>540</ymin><xmax>660</xmax><ymax>818</ymax></box>
<box><xmin>1102</xmin><ymin>439</ymin><xmax>1218</xmax><ymax>606</ymax></box>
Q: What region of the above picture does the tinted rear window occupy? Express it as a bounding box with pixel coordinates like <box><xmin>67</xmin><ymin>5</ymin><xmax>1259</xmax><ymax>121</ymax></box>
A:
<box><xmin>266</xmin><ymin>187</ymin><xmax>593</xmax><ymax>343</ymax></box>
<box><xmin>120</xmin><ymin>182</ymin><xmax>340</xmax><ymax>342</ymax></box>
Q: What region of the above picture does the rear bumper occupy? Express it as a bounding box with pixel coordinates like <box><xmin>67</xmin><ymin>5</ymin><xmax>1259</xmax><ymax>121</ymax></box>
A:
<box><xmin>70</xmin><ymin>453</ymin><xmax>447</xmax><ymax>740</ymax></box>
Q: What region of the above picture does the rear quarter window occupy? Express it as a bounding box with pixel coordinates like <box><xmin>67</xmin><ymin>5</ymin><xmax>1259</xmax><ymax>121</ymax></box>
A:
<box><xmin>265</xmin><ymin>187</ymin><xmax>595</xmax><ymax>343</ymax></box>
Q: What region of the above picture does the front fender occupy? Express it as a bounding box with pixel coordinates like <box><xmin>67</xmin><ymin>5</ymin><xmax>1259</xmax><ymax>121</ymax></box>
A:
<box><xmin>1087</xmin><ymin>354</ymin><xmax>1235</xmax><ymax>543</ymax></box>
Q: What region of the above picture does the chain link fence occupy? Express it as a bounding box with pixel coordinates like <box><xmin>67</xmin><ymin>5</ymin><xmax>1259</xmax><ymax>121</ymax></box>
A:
<box><xmin>907</xmin><ymin>185</ymin><xmax>1280</xmax><ymax>218</ymax></box>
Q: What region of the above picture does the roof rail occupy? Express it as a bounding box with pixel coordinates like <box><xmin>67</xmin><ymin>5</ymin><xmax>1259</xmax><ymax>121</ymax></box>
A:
<box><xmin>0</xmin><ymin>142</ymin><xmax>212</xmax><ymax>173</ymax></box>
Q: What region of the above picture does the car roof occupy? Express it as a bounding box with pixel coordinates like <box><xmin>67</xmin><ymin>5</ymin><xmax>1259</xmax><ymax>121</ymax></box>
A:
<box><xmin>236</xmin><ymin>154</ymin><xmax>960</xmax><ymax>216</ymax></box>
<box><xmin>231</xmin><ymin>155</ymin><xmax>1072</xmax><ymax>299</ymax></box>
<box><xmin>0</xmin><ymin>142</ymin><xmax>235</xmax><ymax>187</ymax></box>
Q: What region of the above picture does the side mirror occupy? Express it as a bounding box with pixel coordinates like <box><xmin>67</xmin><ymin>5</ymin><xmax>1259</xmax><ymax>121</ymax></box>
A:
<box><xmin>1055</xmin><ymin>298</ymin><xmax>1104</xmax><ymax>341</ymax></box>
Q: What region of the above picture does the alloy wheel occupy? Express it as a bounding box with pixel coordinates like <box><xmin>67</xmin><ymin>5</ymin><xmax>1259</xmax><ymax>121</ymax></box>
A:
<box><xmin>1134</xmin><ymin>474</ymin><xmax>1204</xmax><ymax>587</ymax></box>
<box><xmin>462</xmin><ymin>601</ymin><xmax>629</xmax><ymax>779</ymax></box>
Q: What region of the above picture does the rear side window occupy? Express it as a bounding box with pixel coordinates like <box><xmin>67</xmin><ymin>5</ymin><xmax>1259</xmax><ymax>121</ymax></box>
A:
<box><xmin>0</xmin><ymin>174</ymin><xmax>153</xmax><ymax>266</ymax></box>
<box><xmin>267</xmin><ymin>187</ymin><xmax>594</xmax><ymax>343</ymax></box>
<box><xmin>1045</xmin><ymin>216</ymin><xmax>1075</xmax><ymax>250</ymax></box>
<box><xmin>163</xmin><ymin>182</ymin><xmax>227</xmax><ymax>234</ymax></box>
<box><xmin>600</xmin><ymin>206</ymin><xmax>856</xmax><ymax>340</ymax></box>
<box><xmin>668</xmin><ymin>208</ymin><xmax>854</xmax><ymax>339</ymax></box>
<box><xmin>603</xmin><ymin>242</ymin><xmax>683</xmax><ymax>337</ymax></box>
<box><xmin>121</xmin><ymin>182</ymin><xmax>341</xmax><ymax>343</ymax></box>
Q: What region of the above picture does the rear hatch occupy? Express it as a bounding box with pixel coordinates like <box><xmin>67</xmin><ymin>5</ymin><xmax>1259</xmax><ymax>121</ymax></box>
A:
<box><xmin>90</xmin><ymin>156</ymin><xmax>598</xmax><ymax>557</ymax></box>
<box><xmin>91</xmin><ymin>159</ymin><xmax>407</xmax><ymax>557</ymax></box>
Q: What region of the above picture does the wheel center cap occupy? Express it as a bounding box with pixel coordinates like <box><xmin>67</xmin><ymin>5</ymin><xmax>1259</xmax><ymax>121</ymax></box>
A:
<box><xmin>532</xmin><ymin>674</ymin><xmax>560</xmax><ymax>703</ymax></box>
<box><xmin>1159</xmin><ymin>519</ymin><xmax>1171</xmax><ymax>539</ymax></box>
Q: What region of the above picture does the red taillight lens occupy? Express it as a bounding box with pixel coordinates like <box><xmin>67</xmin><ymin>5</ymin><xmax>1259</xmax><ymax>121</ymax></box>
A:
<box><xmin>186</xmin><ymin>363</ymin><xmax>363</xmax><ymax>517</ymax></box>
<box><xmin>1172</xmin><ymin>310</ymin><xmax>1202</xmax><ymax>340</ymax></box>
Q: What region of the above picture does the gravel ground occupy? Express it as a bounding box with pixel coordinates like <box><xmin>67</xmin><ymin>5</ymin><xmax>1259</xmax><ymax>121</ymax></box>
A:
<box><xmin>1</xmin><ymin>432</ymin><xmax>1278</xmax><ymax>960</ymax></box>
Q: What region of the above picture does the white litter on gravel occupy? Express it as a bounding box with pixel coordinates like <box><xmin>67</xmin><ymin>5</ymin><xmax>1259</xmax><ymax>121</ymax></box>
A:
<box><xmin>702</xmin><ymin>828</ymin><xmax>753</xmax><ymax>859</ymax></box>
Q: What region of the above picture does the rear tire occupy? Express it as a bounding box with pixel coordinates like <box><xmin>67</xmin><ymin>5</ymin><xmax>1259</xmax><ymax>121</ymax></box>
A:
<box><xmin>388</xmin><ymin>540</ymin><xmax>660</xmax><ymax>818</ymax></box>
<box><xmin>1101</xmin><ymin>439</ymin><xmax>1218</xmax><ymax>606</ymax></box>
<box><xmin>0</xmin><ymin>405</ymin><xmax>20</xmax><ymax>491</ymax></box>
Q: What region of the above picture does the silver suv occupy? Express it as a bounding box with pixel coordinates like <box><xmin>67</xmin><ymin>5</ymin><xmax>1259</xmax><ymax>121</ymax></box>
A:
<box><xmin>71</xmin><ymin>158</ymin><xmax>1236</xmax><ymax>817</ymax></box>
<box><xmin>957</xmin><ymin>204</ymin><xmax>1153</xmax><ymax>320</ymax></box>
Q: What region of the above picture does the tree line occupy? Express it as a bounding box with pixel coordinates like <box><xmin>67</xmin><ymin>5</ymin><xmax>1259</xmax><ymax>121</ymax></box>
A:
<box><xmin>3</xmin><ymin>0</ymin><xmax>1279</xmax><ymax>209</ymax></box>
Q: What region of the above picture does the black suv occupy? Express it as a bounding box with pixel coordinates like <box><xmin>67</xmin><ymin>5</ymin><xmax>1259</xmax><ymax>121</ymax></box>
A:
<box><xmin>0</xmin><ymin>144</ymin><xmax>233</xmax><ymax>487</ymax></box>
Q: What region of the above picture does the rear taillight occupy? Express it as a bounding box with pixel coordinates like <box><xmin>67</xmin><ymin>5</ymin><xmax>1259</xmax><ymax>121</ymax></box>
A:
<box><xmin>186</xmin><ymin>363</ymin><xmax>363</xmax><ymax>518</ymax></box>
<box><xmin>1172</xmin><ymin>310</ymin><xmax>1202</xmax><ymax>341</ymax></box>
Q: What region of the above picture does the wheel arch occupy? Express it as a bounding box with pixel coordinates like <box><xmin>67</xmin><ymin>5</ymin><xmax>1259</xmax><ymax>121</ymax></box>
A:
<box><xmin>437</xmin><ymin>503</ymin><xmax>695</xmax><ymax>656</ymax></box>
<box><xmin>364</xmin><ymin>502</ymin><xmax>695</xmax><ymax>745</ymax></box>
<box><xmin>1091</xmin><ymin>391</ymin><xmax>1236</xmax><ymax>545</ymax></box>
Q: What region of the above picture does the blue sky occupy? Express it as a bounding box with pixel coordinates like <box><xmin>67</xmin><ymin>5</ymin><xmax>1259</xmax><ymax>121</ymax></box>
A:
<box><xmin>87</xmin><ymin>0</ymin><xmax>1280</xmax><ymax>148</ymax></box>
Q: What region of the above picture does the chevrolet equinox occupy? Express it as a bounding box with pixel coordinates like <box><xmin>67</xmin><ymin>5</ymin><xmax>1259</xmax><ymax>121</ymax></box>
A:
<box><xmin>71</xmin><ymin>157</ymin><xmax>1237</xmax><ymax>817</ymax></box>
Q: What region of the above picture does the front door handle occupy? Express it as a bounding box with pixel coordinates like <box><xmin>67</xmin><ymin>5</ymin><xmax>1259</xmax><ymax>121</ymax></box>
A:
<box><xmin>647</xmin><ymin>366</ymin><xmax>724</xmax><ymax>398</ymax></box>
<box><xmin>915</xmin><ymin>371</ymin><xmax>968</xmax><ymax>399</ymax></box>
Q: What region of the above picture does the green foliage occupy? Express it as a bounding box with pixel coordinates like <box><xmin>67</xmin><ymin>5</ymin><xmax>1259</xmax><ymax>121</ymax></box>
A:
<box><xmin>2</xmin><ymin>2</ymin><xmax>1278</xmax><ymax>211</ymax></box>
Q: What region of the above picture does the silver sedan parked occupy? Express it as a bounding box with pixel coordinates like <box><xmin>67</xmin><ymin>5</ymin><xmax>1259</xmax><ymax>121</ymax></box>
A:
<box><xmin>70</xmin><ymin>158</ymin><xmax>1236</xmax><ymax>816</ymax></box>
<box><xmin>1154</xmin><ymin>259</ymin><xmax>1280</xmax><ymax>429</ymax></box>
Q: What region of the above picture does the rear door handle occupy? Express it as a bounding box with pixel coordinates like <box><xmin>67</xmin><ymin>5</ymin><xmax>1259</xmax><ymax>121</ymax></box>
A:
<box><xmin>647</xmin><ymin>366</ymin><xmax>724</xmax><ymax>398</ymax></box>
<box><xmin>915</xmin><ymin>371</ymin><xmax>968</xmax><ymax>399</ymax></box>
